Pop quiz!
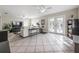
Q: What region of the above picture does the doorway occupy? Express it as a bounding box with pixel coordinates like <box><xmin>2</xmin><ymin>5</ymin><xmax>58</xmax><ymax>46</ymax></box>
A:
<box><xmin>48</xmin><ymin>16</ymin><xmax>65</xmax><ymax>35</ymax></box>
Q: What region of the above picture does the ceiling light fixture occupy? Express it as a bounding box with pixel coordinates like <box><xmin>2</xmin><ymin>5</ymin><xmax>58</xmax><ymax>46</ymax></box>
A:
<box><xmin>39</xmin><ymin>5</ymin><xmax>52</xmax><ymax>13</ymax></box>
<box><xmin>20</xmin><ymin>15</ymin><xmax>28</xmax><ymax>19</ymax></box>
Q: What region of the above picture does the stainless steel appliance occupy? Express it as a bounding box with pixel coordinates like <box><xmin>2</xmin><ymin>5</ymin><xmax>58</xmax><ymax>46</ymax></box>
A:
<box><xmin>72</xmin><ymin>19</ymin><xmax>79</xmax><ymax>53</ymax></box>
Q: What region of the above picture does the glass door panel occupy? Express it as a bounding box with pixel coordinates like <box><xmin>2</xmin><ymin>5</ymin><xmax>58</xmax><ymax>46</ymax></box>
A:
<box><xmin>49</xmin><ymin>17</ymin><xmax>64</xmax><ymax>34</ymax></box>
<box><xmin>56</xmin><ymin>17</ymin><xmax>64</xmax><ymax>34</ymax></box>
<box><xmin>49</xmin><ymin>18</ymin><xmax>55</xmax><ymax>32</ymax></box>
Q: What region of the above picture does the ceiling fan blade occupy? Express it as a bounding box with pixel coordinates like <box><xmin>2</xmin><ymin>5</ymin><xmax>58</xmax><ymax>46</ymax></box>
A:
<box><xmin>41</xmin><ymin>9</ymin><xmax>46</xmax><ymax>13</ymax></box>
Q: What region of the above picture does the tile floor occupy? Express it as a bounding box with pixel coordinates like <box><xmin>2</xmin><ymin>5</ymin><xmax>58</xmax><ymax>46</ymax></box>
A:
<box><xmin>9</xmin><ymin>33</ymin><xmax>74</xmax><ymax>53</ymax></box>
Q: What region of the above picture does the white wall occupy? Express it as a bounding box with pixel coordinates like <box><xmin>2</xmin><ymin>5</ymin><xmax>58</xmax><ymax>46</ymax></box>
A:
<box><xmin>78</xmin><ymin>7</ymin><xmax>79</xmax><ymax>19</ymax></box>
<box><xmin>0</xmin><ymin>13</ymin><xmax>2</xmax><ymax>30</ymax></box>
<box><xmin>2</xmin><ymin>16</ymin><xmax>11</xmax><ymax>24</ymax></box>
<box><xmin>1</xmin><ymin>13</ymin><xmax>13</xmax><ymax>30</ymax></box>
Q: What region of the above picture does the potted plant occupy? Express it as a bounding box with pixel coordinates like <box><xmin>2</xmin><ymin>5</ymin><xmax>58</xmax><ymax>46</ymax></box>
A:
<box><xmin>3</xmin><ymin>23</ymin><xmax>12</xmax><ymax>31</ymax></box>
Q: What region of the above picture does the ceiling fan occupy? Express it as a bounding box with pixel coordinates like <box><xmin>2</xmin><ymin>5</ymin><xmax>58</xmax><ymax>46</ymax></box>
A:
<box><xmin>38</xmin><ymin>5</ymin><xmax>52</xmax><ymax>13</ymax></box>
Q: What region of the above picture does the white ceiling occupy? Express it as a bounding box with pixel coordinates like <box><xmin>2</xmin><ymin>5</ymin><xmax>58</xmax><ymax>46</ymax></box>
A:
<box><xmin>0</xmin><ymin>5</ymin><xmax>78</xmax><ymax>18</ymax></box>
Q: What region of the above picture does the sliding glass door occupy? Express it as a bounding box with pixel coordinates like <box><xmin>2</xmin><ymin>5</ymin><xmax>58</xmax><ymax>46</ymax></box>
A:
<box><xmin>48</xmin><ymin>17</ymin><xmax>65</xmax><ymax>34</ymax></box>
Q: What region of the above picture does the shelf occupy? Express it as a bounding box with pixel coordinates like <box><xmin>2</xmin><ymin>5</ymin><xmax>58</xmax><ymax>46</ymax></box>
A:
<box><xmin>67</xmin><ymin>19</ymin><xmax>73</xmax><ymax>39</ymax></box>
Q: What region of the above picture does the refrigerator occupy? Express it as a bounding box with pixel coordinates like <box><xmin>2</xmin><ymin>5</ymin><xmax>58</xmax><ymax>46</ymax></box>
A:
<box><xmin>72</xmin><ymin>19</ymin><xmax>79</xmax><ymax>53</ymax></box>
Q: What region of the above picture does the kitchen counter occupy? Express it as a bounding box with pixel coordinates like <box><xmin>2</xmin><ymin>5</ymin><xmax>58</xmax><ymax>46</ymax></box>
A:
<box><xmin>29</xmin><ymin>27</ymin><xmax>40</xmax><ymax>36</ymax></box>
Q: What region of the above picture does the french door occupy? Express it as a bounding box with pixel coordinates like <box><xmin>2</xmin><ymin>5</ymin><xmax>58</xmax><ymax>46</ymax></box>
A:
<box><xmin>49</xmin><ymin>17</ymin><xmax>65</xmax><ymax>34</ymax></box>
